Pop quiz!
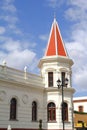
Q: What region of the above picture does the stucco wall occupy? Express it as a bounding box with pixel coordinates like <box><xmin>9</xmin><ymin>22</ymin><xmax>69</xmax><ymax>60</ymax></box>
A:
<box><xmin>0</xmin><ymin>80</ymin><xmax>44</xmax><ymax>129</ymax></box>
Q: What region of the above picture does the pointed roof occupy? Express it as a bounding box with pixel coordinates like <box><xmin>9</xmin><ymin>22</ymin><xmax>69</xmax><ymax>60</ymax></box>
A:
<box><xmin>45</xmin><ymin>18</ymin><xmax>68</xmax><ymax>57</ymax></box>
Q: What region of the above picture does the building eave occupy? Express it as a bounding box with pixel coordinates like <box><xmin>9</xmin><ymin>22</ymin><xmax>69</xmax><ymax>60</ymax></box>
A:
<box><xmin>44</xmin><ymin>87</ymin><xmax>75</xmax><ymax>94</ymax></box>
<box><xmin>0</xmin><ymin>77</ymin><xmax>44</xmax><ymax>90</ymax></box>
<box><xmin>38</xmin><ymin>55</ymin><xmax>74</xmax><ymax>68</ymax></box>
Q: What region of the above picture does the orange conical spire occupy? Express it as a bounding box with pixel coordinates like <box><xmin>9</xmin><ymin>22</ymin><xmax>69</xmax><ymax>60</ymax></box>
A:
<box><xmin>45</xmin><ymin>18</ymin><xmax>68</xmax><ymax>57</ymax></box>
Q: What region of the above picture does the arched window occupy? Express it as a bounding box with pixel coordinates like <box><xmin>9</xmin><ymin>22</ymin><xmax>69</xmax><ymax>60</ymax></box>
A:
<box><xmin>10</xmin><ymin>98</ymin><xmax>17</xmax><ymax>120</ymax></box>
<box><xmin>47</xmin><ymin>102</ymin><xmax>56</xmax><ymax>121</ymax></box>
<box><xmin>32</xmin><ymin>101</ymin><xmax>37</xmax><ymax>121</ymax></box>
<box><xmin>62</xmin><ymin>102</ymin><xmax>68</xmax><ymax>121</ymax></box>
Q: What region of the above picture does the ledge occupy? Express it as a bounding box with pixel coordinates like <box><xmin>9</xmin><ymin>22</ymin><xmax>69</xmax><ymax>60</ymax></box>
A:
<box><xmin>47</xmin><ymin>120</ymin><xmax>57</xmax><ymax>123</ymax></box>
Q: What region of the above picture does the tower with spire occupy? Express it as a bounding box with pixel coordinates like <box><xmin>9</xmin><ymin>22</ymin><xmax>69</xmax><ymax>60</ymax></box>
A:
<box><xmin>0</xmin><ymin>17</ymin><xmax>75</xmax><ymax>130</ymax></box>
<box><xmin>38</xmin><ymin>18</ymin><xmax>75</xmax><ymax>130</ymax></box>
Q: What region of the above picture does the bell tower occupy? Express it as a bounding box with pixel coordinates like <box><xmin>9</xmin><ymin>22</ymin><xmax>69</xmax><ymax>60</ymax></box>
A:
<box><xmin>38</xmin><ymin>18</ymin><xmax>75</xmax><ymax>130</ymax></box>
<box><xmin>38</xmin><ymin>18</ymin><xmax>74</xmax><ymax>89</ymax></box>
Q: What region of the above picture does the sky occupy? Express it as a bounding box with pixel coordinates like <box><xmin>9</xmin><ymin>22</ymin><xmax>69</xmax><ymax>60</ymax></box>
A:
<box><xmin>0</xmin><ymin>0</ymin><xmax>87</xmax><ymax>97</ymax></box>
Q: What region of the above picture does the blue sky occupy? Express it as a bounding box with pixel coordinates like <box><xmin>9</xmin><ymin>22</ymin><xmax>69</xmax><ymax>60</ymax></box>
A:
<box><xmin>0</xmin><ymin>0</ymin><xmax>87</xmax><ymax>97</ymax></box>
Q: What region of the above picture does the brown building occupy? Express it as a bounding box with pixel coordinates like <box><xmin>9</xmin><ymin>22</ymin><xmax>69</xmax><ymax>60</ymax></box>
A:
<box><xmin>73</xmin><ymin>97</ymin><xmax>87</xmax><ymax>129</ymax></box>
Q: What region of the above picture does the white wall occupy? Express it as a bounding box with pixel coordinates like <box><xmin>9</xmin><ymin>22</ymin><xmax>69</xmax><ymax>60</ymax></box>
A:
<box><xmin>73</xmin><ymin>97</ymin><xmax>87</xmax><ymax>112</ymax></box>
<box><xmin>0</xmin><ymin>81</ymin><xmax>44</xmax><ymax>129</ymax></box>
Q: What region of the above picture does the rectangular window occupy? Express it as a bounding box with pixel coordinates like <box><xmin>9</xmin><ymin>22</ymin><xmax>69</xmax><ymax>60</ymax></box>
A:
<box><xmin>78</xmin><ymin>106</ymin><xmax>83</xmax><ymax>112</ymax></box>
<box><xmin>48</xmin><ymin>72</ymin><xmax>53</xmax><ymax>87</ymax></box>
<box><xmin>61</xmin><ymin>72</ymin><xmax>65</xmax><ymax>86</ymax></box>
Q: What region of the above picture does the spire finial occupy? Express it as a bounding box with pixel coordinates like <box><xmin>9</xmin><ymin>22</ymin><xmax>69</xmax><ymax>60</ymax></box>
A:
<box><xmin>54</xmin><ymin>12</ymin><xmax>56</xmax><ymax>21</ymax></box>
<box><xmin>54</xmin><ymin>12</ymin><xmax>56</xmax><ymax>18</ymax></box>
<box><xmin>53</xmin><ymin>13</ymin><xmax>56</xmax><ymax>24</ymax></box>
<box><xmin>53</xmin><ymin>11</ymin><xmax>57</xmax><ymax>24</ymax></box>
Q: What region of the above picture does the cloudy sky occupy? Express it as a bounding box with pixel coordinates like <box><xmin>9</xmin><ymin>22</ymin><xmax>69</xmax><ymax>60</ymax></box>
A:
<box><xmin>0</xmin><ymin>0</ymin><xmax>87</xmax><ymax>97</ymax></box>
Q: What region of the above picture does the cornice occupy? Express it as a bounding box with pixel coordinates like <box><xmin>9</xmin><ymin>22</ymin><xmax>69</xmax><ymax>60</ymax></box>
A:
<box><xmin>0</xmin><ymin>77</ymin><xmax>44</xmax><ymax>91</ymax></box>
<box><xmin>38</xmin><ymin>56</ymin><xmax>73</xmax><ymax>68</ymax></box>
<box><xmin>44</xmin><ymin>87</ymin><xmax>75</xmax><ymax>94</ymax></box>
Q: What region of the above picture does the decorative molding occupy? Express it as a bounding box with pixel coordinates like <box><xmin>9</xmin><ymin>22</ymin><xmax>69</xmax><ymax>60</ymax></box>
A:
<box><xmin>22</xmin><ymin>94</ymin><xmax>28</xmax><ymax>104</ymax></box>
<box><xmin>0</xmin><ymin>91</ymin><xmax>6</xmax><ymax>101</ymax></box>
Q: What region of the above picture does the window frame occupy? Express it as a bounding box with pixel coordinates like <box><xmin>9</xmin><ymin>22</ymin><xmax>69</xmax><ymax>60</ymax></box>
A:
<box><xmin>48</xmin><ymin>72</ymin><xmax>53</xmax><ymax>87</ymax></box>
<box><xmin>61</xmin><ymin>72</ymin><xmax>65</xmax><ymax>86</ymax></box>
<box><xmin>32</xmin><ymin>101</ymin><xmax>37</xmax><ymax>121</ymax></box>
<box><xmin>10</xmin><ymin>98</ymin><xmax>17</xmax><ymax>120</ymax></box>
<box><xmin>47</xmin><ymin>102</ymin><xmax>56</xmax><ymax>122</ymax></box>
<box><xmin>62</xmin><ymin>102</ymin><xmax>68</xmax><ymax>121</ymax></box>
<box><xmin>78</xmin><ymin>106</ymin><xmax>83</xmax><ymax>112</ymax></box>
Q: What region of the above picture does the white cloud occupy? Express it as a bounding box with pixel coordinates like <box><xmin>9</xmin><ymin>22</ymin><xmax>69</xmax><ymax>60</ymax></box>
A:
<box><xmin>65</xmin><ymin>0</ymin><xmax>87</xmax><ymax>21</ymax></box>
<box><xmin>73</xmin><ymin>68</ymin><xmax>87</xmax><ymax>91</ymax></box>
<box><xmin>68</xmin><ymin>0</ymin><xmax>87</xmax><ymax>10</ymax></box>
<box><xmin>0</xmin><ymin>36</ymin><xmax>38</xmax><ymax>72</ymax></box>
<box><xmin>7</xmin><ymin>24</ymin><xmax>22</xmax><ymax>34</ymax></box>
<box><xmin>46</xmin><ymin>0</ymin><xmax>64</xmax><ymax>9</ymax></box>
<box><xmin>5</xmin><ymin>49</ymin><xmax>36</xmax><ymax>69</ymax></box>
<box><xmin>2</xmin><ymin>3</ymin><xmax>16</xmax><ymax>13</ymax></box>
<box><xmin>65</xmin><ymin>8</ymin><xmax>87</xmax><ymax>22</ymax></box>
<box><xmin>39</xmin><ymin>34</ymin><xmax>48</xmax><ymax>41</ymax></box>
<box><xmin>46</xmin><ymin>0</ymin><xmax>87</xmax><ymax>94</ymax></box>
<box><xmin>0</xmin><ymin>15</ymin><xmax>18</xmax><ymax>24</ymax></box>
<box><xmin>66</xmin><ymin>33</ymin><xmax>87</xmax><ymax>92</ymax></box>
<box><xmin>46</xmin><ymin>0</ymin><xmax>87</xmax><ymax>93</ymax></box>
<box><xmin>1</xmin><ymin>40</ymin><xmax>21</xmax><ymax>52</ymax></box>
<box><xmin>1</xmin><ymin>0</ymin><xmax>17</xmax><ymax>13</ymax></box>
<box><xmin>0</xmin><ymin>27</ymin><xmax>6</xmax><ymax>34</ymax></box>
<box><xmin>65</xmin><ymin>0</ymin><xmax>87</xmax><ymax>93</ymax></box>
<box><xmin>47</xmin><ymin>0</ymin><xmax>57</xmax><ymax>8</ymax></box>
<box><xmin>0</xmin><ymin>0</ymin><xmax>39</xmax><ymax>73</ymax></box>
<box><xmin>0</xmin><ymin>0</ymin><xmax>20</xmax><ymax>35</ymax></box>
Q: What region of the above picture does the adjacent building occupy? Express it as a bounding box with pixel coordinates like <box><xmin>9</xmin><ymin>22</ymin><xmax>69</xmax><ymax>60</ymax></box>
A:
<box><xmin>73</xmin><ymin>97</ymin><xmax>87</xmax><ymax>129</ymax></box>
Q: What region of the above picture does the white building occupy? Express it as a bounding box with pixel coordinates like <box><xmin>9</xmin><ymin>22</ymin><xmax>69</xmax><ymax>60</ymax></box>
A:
<box><xmin>73</xmin><ymin>97</ymin><xmax>87</xmax><ymax>113</ymax></box>
<box><xmin>73</xmin><ymin>97</ymin><xmax>87</xmax><ymax>129</ymax></box>
<box><xmin>0</xmin><ymin>18</ymin><xmax>75</xmax><ymax>130</ymax></box>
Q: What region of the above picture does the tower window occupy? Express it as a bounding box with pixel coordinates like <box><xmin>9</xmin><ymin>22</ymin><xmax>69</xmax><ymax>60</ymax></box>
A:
<box><xmin>61</xmin><ymin>72</ymin><xmax>65</xmax><ymax>86</ymax></box>
<box><xmin>48</xmin><ymin>72</ymin><xmax>53</xmax><ymax>87</ymax></box>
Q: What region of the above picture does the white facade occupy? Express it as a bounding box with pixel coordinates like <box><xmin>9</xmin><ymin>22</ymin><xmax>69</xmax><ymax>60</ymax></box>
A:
<box><xmin>0</xmin><ymin>18</ymin><xmax>75</xmax><ymax>130</ymax></box>
<box><xmin>0</xmin><ymin>65</ymin><xmax>44</xmax><ymax>129</ymax></box>
<box><xmin>73</xmin><ymin>97</ymin><xmax>87</xmax><ymax>113</ymax></box>
<box><xmin>38</xmin><ymin>55</ymin><xmax>75</xmax><ymax>130</ymax></box>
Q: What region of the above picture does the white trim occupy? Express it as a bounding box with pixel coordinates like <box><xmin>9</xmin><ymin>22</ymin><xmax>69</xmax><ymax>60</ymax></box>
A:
<box><xmin>54</xmin><ymin>18</ymin><xmax>58</xmax><ymax>55</ymax></box>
